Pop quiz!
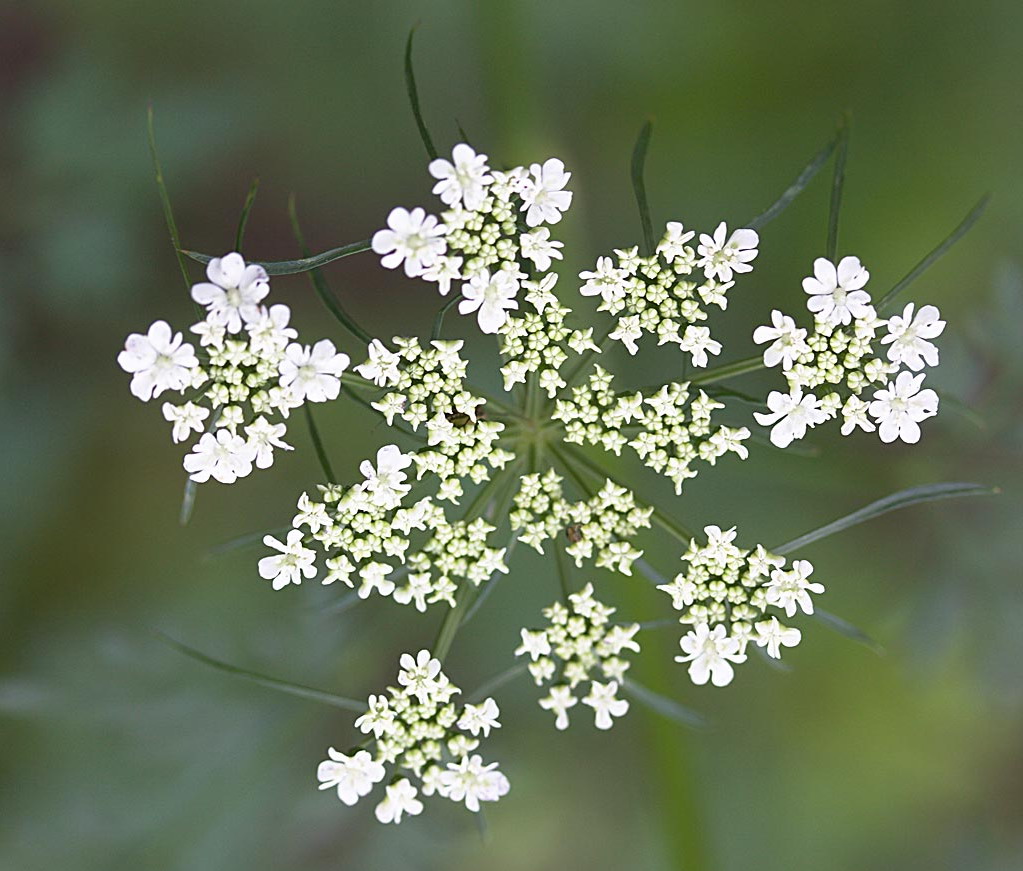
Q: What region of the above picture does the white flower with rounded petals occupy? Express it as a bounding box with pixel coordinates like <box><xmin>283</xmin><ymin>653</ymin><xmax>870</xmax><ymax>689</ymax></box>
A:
<box><xmin>867</xmin><ymin>370</ymin><xmax>939</xmax><ymax>444</ymax></box>
<box><xmin>459</xmin><ymin>268</ymin><xmax>521</xmax><ymax>333</ymax></box>
<box><xmin>753</xmin><ymin>310</ymin><xmax>809</xmax><ymax>370</ymax></box>
<box><xmin>438</xmin><ymin>755</ymin><xmax>510</xmax><ymax>812</ymax></box>
<box><xmin>679</xmin><ymin>325</ymin><xmax>722</xmax><ymax>368</ymax></box>
<box><xmin>765</xmin><ymin>560</ymin><xmax>824</xmax><ymax>617</ymax></box>
<box><xmin>190</xmin><ymin>253</ymin><xmax>269</xmax><ymax>333</ymax></box>
<box><xmin>118</xmin><ymin>320</ymin><xmax>198</xmax><ymax>401</ymax></box>
<box><xmin>696</xmin><ymin>222</ymin><xmax>759</xmax><ymax>283</ymax></box>
<box><xmin>355</xmin><ymin>339</ymin><xmax>401</xmax><ymax>387</ymax></box>
<box><xmin>514</xmin><ymin>629</ymin><xmax>552</xmax><ymax>661</ymax></box>
<box><xmin>183</xmin><ymin>429</ymin><xmax>256</xmax><ymax>484</ymax></box>
<box><xmin>754</xmin><ymin>389</ymin><xmax>830</xmax><ymax>448</ymax></box>
<box><xmin>372</xmin><ymin>207</ymin><xmax>447</xmax><ymax>277</ymax></box>
<box><xmin>397</xmin><ymin>649</ymin><xmax>442</xmax><ymax>704</ymax></box>
<box><xmin>279</xmin><ymin>339</ymin><xmax>350</xmax><ymax>403</ymax></box>
<box><xmin>162</xmin><ymin>401</ymin><xmax>209</xmax><ymax>443</ymax></box>
<box><xmin>374</xmin><ymin>778</ymin><xmax>423</xmax><ymax>824</ymax></box>
<box><xmin>259</xmin><ymin>529</ymin><xmax>317</xmax><ymax>590</ymax></box>
<box><xmin>359</xmin><ymin>444</ymin><xmax>412</xmax><ymax>509</ymax></box>
<box><xmin>840</xmin><ymin>395</ymin><xmax>876</xmax><ymax>435</ymax></box>
<box><xmin>317</xmin><ymin>748</ymin><xmax>385</xmax><ymax>806</ymax></box>
<box><xmin>354</xmin><ymin>694</ymin><xmax>396</xmax><ymax>739</ymax></box>
<box><xmin>244</xmin><ymin>416</ymin><xmax>293</xmax><ymax>469</ymax></box>
<box><xmin>581</xmin><ymin>680</ymin><xmax>629</xmax><ymax>729</ymax></box>
<box><xmin>457</xmin><ymin>698</ymin><xmax>501</xmax><ymax>738</ymax></box>
<box><xmin>802</xmin><ymin>255</ymin><xmax>874</xmax><ymax>327</ymax></box>
<box><xmin>357</xmin><ymin>561</ymin><xmax>395</xmax><ymax>599</ymax></box>
<box><xmin>881</xmin><ymin>302</ymin><xmax>945</xmax><ymax>370</ymax></box>
<box><xmin>429</xmin><ymin>143</ymin><xmax>493</xmax><ymax>211</ymax></box>
<box><xmin>521</xmin><ymin>158</ymin><xmax>573</xmax><ymax>227</ymax></box>
<box><xmin>579</xmin><ymin>256</ymin><xmax>628</xmax><ymax>305</ymax></box>
<box><xmin>539</xmin><ymin>685</ymin><xmax>577</xmax><ymax>730</ymax></box>
<box><xmin>657</xmin><ymin>221</ymin><xmax>696</xmax><ymax>260</ymax></box>
<box><xmin>246</xmin><ymin>303</ymin><xmax>297</xmax><ymax>355</ymax></box>
<box><xmin>520</xmin><ymin>228</ymin><xmax>564</xmax><ymax>272</ymax></box>
<box><xmin>675</xmin><ymin>623</ymin><xmax>747</xmax><ymax>687</ymax></box>
<box><xmin>421</xmin><ymin>255</ymin><xmax>463</xmax><ymax>296</ymax></box>
<box><xmin>609</xmin><ymin>316</ymin><xmax>642</xmax><ymax>355</ymax></box>
<box><xmin>754</xmin><ymin>617</ymin><xmax>802</xmax><ymax>659</ymax></box>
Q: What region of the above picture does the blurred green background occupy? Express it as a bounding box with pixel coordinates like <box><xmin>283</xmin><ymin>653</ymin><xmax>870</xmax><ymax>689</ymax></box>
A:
<box><xmin>1</xmin><ymin>1</ymin><xmax>1021</xmax><ymax>869</ymax></box>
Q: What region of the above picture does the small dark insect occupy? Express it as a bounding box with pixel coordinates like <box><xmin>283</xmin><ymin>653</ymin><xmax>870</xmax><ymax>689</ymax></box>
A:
<box><xmin>565</xmin><ymin>524</ymin><xmax>583</xmax><ymax>544</ymax></box>
<box><xmin>446</xmin><ymin>403</ymin><xmax>486</xmax><ymax>428</ymax></box>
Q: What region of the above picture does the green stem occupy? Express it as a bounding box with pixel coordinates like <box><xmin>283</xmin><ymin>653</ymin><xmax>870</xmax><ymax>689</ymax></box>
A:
<box><xmin>303</xmin><ymin>405</ymin><xmax>336</xmax><ymax>482</ymax></box>
<box><xmin>687</xmin><ymin>354</ymin><xmax>765</xmax><ymax>386</ymax></box>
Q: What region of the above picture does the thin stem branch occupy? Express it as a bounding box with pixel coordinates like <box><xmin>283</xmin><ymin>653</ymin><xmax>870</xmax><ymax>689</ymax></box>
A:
<box><xmin>687</xmin><ymin>354</ymin><xmax>766</xmax><ymax>386</ymax></box>
<box><xmin>303</xmin><ymin>405</ymin><xmax>337</xmax><ymax>482</ymax></box>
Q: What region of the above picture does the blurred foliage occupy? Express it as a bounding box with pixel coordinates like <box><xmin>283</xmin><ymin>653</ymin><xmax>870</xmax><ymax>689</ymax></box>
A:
<box><xmin>1</xmin><ymin>1</ymin><xmax>1021</xmax><ymax>869</ymax></box>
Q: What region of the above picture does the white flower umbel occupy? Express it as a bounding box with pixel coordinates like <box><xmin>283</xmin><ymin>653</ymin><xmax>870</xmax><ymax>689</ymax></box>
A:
<box><xmin>802</xmin><ymin>256</ymin><xmax>873</xmax><ymax>327</ymax></box>
<box><xmin>517</xmin><ymin>584</ymin><xmax>640</xmax><ymax>730</ymax></box>
<box><xmin>372</xmin><ymin>207</ymin><xmax>447</xmax><ymax>277</ymax></box>
<box><xmin>317</xmin><ymin>649</ymin><xmax>508</xmax><ymax>823</ymax></box>
<box><xmin>867</xmin><ymin>370</ymin><xmax>939</xmax><ymax>444</ymax></box>
<box><xmin>190</xmin><ymin>252</ymin><xmax>269</xmax><ymax>333</ymax></box>
<box><xmin>659</xmin><ymin>525</ymin><xmax>820</xmax><ymax>685</ymax></box>
<box><xmin>118</xmin><ymin>320</ymin><xmax>199</xmax><ymax>401</ymax></box>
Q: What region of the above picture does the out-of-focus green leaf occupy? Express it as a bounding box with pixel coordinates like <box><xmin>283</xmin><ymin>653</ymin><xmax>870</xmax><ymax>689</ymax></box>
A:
<box><xmin>774</xmin><ymin>482</ymin><xmax>997</xmax><ymax>554</ymax></box>
<box><xmin>431</xmin><ymin>295</ymin><xmax>460</xmax><ymax>340</ymax></box>
<box><xmin>303</xmin><ymin>405</ymin><xmax>336</xmax><ymax>483</ymax></box>
<box><xmin>156</xmin><ymin>633</ymin><xmax>365</xmax><ymax>711</ymax></box>
<box><xmin>623</xmin><ymin>679</ymin><xmax>708</xmax><ymax>729</ymax></box>
<box><xmin>234</xmin><ymin>177</ymin><xmax>260</xmax><ymax>252</ymax></box>
<box><xmin>405</xmin><ymin>26</ymin><xmax>438</xmax><ymax>160</ymax></box>
<box><xmin>182</xmin><ymin>240</ymin><xmax>371</xmax><ymax>276</ymax></box>
<box><xmin>812</xmin><ymin>608</ymin><xmax>884</xmax><ymax>654</ymax></box>
<box><xmin>748</xmin><ymin>127</ymin><xmax>840</xmax><ymax>230</ymax></box>
<box><xmin>826</xmin><ymin>112</ymin><xmax>851</xmax><ymax>260</ymax></box>
<box><xmin>146</xmin><ymin>104</ymin><xmax>192</xmax><ymax>292</ymax></box>
<box><xmin>178</xmin><ymin>477</ymin><xmax>198</xmax><ymax>526</ymax></box>
<box><xmin>205</xmin><ymin>526</ymin><xmax>289</xmax><ymax>558</ymax></box>
<box><xmin>631</xmin><ymin>119</ymin><xmax>655</xmax><ymax>254</ymax></box>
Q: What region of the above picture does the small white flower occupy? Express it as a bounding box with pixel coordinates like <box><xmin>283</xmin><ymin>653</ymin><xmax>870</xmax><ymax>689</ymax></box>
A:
<box><xmin>657</xmin><ymin>221</ymin><xmax>696</xmax><ymax>260</ymax></box>
<box><xmin>459</xmin><ymin>268</ymin><xmax>521</xmax><ymax>333</ymax></box>
<box><xmin>279</xmin><ymin>339</ymin><xmax>350</xmax><ymax>403</ymax></box>
<box><xmin>696</xmin><ymin>222</ymin><xmax>759</xmax><ymax>283</ymax></box>
<box><xmin>438</xmin><ymin>754</ymin><xmax>510</xmax><ymax>812</ymax></box>
<box><xmin>765</xmin><ymin>560</ymin><xmax>824</xmax><ymax>617</ymax></box>
<box><xmin>244</xmin><ymin>416</ymin><xmax>293</xmax><ymax>469</ymax></box>
<box><xmin>183</xmin><ymin>429</ymin><xmax>256</xmax><ymax>484</ymax></box>
<box><xmin>840</xmin><ymin>395</ymin><xmax>876</xmax><ymax>435</ymax></box>
<box><xmin>581</xmin><ymin>680</ymin><xmax>629</xmax><ymax>729</ymax></box>
<box><xmin>397</xmin><ymin>649</ymin><xmax>443</xmax><ymax>704</ymax></box>
<box><xmin>679</xmin><ymin>325</ymin><xmax>722</xmax><ymax>368</ymax></box>
<box><xmin>118</xmin><ymin>320</ymin><xmax>198</xmax><ymax>401</ymax></box>
<box><xmin>521</xmin><ymin>158</ymin><xmax>573</xmax><ymax>227</ymax></box>
<box><xmin>374</xmin><ymin>778</ymin><xmax>423</xmax><ymax>824</ymax></box>
<box><xmin>539</xmin><ymin>684</ymin><xmax>577</xmax><ymax>730</ymax></box>
<box><xmin>355</xmin><ymin>339</ymin><xmax>401</xmax><ymax>387</ymax></box>
<box><xmin>359</xmin><ymin>444</ymin><xmax>412</xmax><ymax>509</ymax></box>
<box><xmin>881</xmin><ymin>303</ymin><xmax>945</xmax><ymax>371</ymax></box>
<box><xmin>246</xmin><ymin>303</ymin><xmax>297</xmax><ymax>355</ymax></box>
<box><xmin>317</xmin><ymin>748</ymin><xmax>385</xmax><ymax>806</ymax></box>
<box><xmin>867</xmin><ymin>371</ymin><xmax>939</xmax><ymax>444</ymax></box>
<box><xmin>802</xmin><ymin>256</ymin><xmax>874</xmax><ymax>327</ymax></box>
<box><xmin>609</xmin><ymin>316</ymin><xmax>643</xmax><ymax>355</ymax></box>
<box><xmin>753</xmin><ymin>310</ymin><xmax>810</xmax><ymax>370</ymax></box>
<box><xmin>754</xmin><ymin>617</ymin><xmax>802</xmax><ymax>659</ymax></box>
<box><xmin>520</xmin><ymin>228</ymin><xmax>564</xmax><ymax>272</ymax></box>
<box><xmin>421</xmin><ymin>255</ymin><xmax>463</xmax><ymax>296</ymax></box>
<box><xmin>372</xmin><ymin>207</ymin><xmax>447</xmax><ymax>277</ymax></box>
<box><xmin>579</xmin><ymin>256</ymin><xmax>628</xmax><ymax>306</ymax></box>
<box><xmin>457</xmin><ymin>698</ymin><xmax>501</xmax><ymax>737</ymax></box>
<box><xmin>259</xmin><ymin>529</ymin><xmax>317</xmax><ymax>590</ymax></box>
<box><xmin>429</xmin><ymin>143</ymin><xmax>493</xmax><ymax>211</ymax></box>
<box><xmin>754</xmin><ymin>389</ymin><xmax>830</xmax><ymax>448</ymax></box>
<box><xmin>675</xmin><ymin>623</ymin><xmax>748</xmax><ymax>687</ymax></box>
<box><xmin>190</xmin><ymin>253</ymin><xmax>269</xmax><ymax>333</ymax></box>
<box><xmin>514</xmin><ymin>629</ymin><xmax>552</xmax><ymax>661</ymax></box>
<box><xmin>357</xmin><ymin>561</ymin><xmax>395</xmax><ymax>599</ymax></box>
<box><xmin>354</xmin><ymin>694</ymin><xmax>396</xmax><ymax>739</ymax></box>
<box><xmin>162</xmin><ymin>401</ymin><xmax>209</xmax><ymax>443</ymax></box>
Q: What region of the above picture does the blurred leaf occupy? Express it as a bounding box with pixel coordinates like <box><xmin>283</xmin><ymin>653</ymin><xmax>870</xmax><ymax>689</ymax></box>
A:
<box><xmin>773</xmin><ymin>482</ymin><xmax>997</xmax><ymax>554</ymax></box>
<box><xmin>182</xmin><ymin>240</ymin><xmax>371</xmax><ymax>276</ymax></box>
<box><xmin>466</xmin><ymin>662</ymin><xmax>528</xmax><ymax>702</ymax></box>
<box><xmin>234</xmin><ymin>177</ymin><xmax>260</xmax><ymax>253</ymax></box>
<box><xmin>876</xmin><ymin>195</ymin><xmax>990</xmax><ymax>312</ymax></box>
<box><xmin>812</xmin><ymin>607</ymin><xmax>884</xmax><ymax>654</ymax></box>
<box><xmin>748</xmin><ymin>126</ymin><xmax>840</xmax><ymax>230</ymax></box>
<box><xmin>753</xmin><ymin>645</ymin><xmax>794</xmax><ymax>672</ymax></box>
<box><xmin>405</xmin><ymin>25</ymin><xmax>438</xmax><ymax>160</ymax></box>
<box><xmin>146</xmin><ymin>104</ymin><xmax>192</xmax><ymax>292</ymax></box>
<box><xmin>431</xmin><ymin>295</ymin><xmax>460</xmax><ymax>340</ymax></box>
<box><xmin>205</xmin><ymin>525</ymin><xmax>289</xmax><ymax>558</ymax></box>
<box><xmin>303</xmin><ymin>405</ymin><xmax>337</xmax><ymax>483</ymax></box>
<box><xmin>630</xmin><ymin>119</ymin><xmax>655</xmax><ymax>254</ymax></box>
<box><xmin>156</xmin><ymin>633</ymin><xmax>365</xmax><ymax>711</ymax></box>
<box><xmin>623</xmin><ymin>679</ymin><xmax>708</xmax><ymax>729</ymax></box>
<box><xmin>826</xmin><ymin>112</ymin><xmax>851</xmax><ymax>260</ymax></box>
<box><xmin>178</xmin><ymin>477</ymin><xmax>198</xmax><ymax>526</ymax></box>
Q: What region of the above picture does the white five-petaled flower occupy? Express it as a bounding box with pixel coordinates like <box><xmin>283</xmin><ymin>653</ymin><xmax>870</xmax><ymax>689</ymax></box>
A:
<box><xmin>459</xmin><ymin>268</ymin><xmax>521</xmax><ymax>333</ymax></box>
<box><xmin>657</xmin><ymin>221</ymin><xmax>696</xmax><ymax>260</ymax></box>
<box><xmin>675</xmin><ymin>623</ymin><xmax>748</xmax><ymax>687</ymax></box>
<box><xmin>355</xmin><ymin>338</ymin><xmax>402</xmax><ymax>387</ymax></box>
<box><xmin>514</xmin><ymin>629</ymin><xmax>552</xmax><ymax>661</ymax></box>
<box><xmin>183</xmin><ymin>429</ymin><xmax>256</xmax><ymax>484</ymax></box>
<box><xmin>520</xmin><ymin>228</ymin><xmax>565</xmax><ymax>272</ymax></box>
<box><xmin>679</xmin><ymin>325</ymin><xmax>722</xmax><ymax>368</ymax></box>
<box><xmin>428</xmin><ymin>143</ymin><xmax>493</xmax><ymax>211</ymax></box>
<box><xmin>753</xmin><ymin>309</ymin><xmax>810</xmax><ymax>370</ymax></box>
<box><xmin>696</xmin><ymin>222</ymin><xmax>759</xmax><ymax>283</ymax></box>
<box><xmin>259</xmin><ymin>529</ymin><xmax>317</xmax><ymax>590</ymax></box>
<box><xmin>581</xmin><ymin>680</ymin><xmax>629</xmax><ymax>730</ymax></box>
<box><xmin>244</xmin><ymin>416</ymin><xmax>293</xmax><ymax>469</ymax></box>
<box><xmin>354</xmin><ymin>694</ymin><xmax>396</xmax><ymax>739</ymax></box>
<box><xmin>372</xmin><ymin>207</ymin><xmax>447</xmax><ymax>277</ymax></box>
<box><xmin>397</xmin><ymin>649</ymin><xmax>443</xmax><ymax>704</ymax></box>
<box><xmin>278</xmin><ymin>339</ymin><xmax>350</xmax><ymax>403</ymax></box>
<box><xmin>317</xmin><ymin>748</ymin><xmax>385</xmax><ymax>806</ymax></box>
<box><xmin>867</xmin><ymin>370</ymin><xmax>939</xmax><ymax>444</ymax></box>
<box><xmin>190</xmin><ymin>252</ymin><xmax>269</xmax><ymax>333</ymax></box>
<box><xmin>754</xmin><ymin>389</ymin><xmax>830</xmax><ymax>448</ymax></box>
<box><xmin>457</xmin><ymin>698</ymin><xmax>502</xmax><ymax>737</ymax></box>
<box><xmin>118</xmin><ymin>320</ymin><xmax>198</xmax><ymax>401</ymax></box>
<box><xmin>162</xmin><ymin>401</ymin><xmax>209</xmax><ymax>443</ymax></box>
<box><xmin>881</xmin><ymin>302</ymin><xmax>945</xmax><ymax>371</ymax></box>
<box><xmin>802</xmin><ymin>255</ymin><xmax>874</xmax><ymax>327</ymax></box>
<box><xmin>359</xmin><ymin>444</ymin><xmax>412</xmax><ymax>509</ymax></box>
<box><xmin>539</xmin><ymin>684</ymin><xmax>577</xmax><ymax>730</ymax></box>
<box><xmin>438</xmin><ymin>755</ymin><xmax>510</xmax><ymax>813</ymax></box>
<box><xmin>374</xmin><ymin>778</ymin><xmax>423</xmax><ymax>824</ymax></box>
<box><xmin>521</xmin><ymin>158</ymin><xmax>573</xmax><ymax>227</ymax></box>
<box><xmin>764</xmin><ymin>560</ymin><xmax>824</xmax><ymax>617</ymax></box>
<box><xmin>754</xmin><ymin>617</ymin><xmax>802</xmax><ymax>659</ymax></box>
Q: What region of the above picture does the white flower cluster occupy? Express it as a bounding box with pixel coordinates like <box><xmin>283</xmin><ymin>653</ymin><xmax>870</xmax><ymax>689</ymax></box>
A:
<box><xmin>260</xmin><ymin>444</ymin><xmax>508</xmax><ymax>610</ymax></box>
<box><xmin>117</xmin><ymin>252</ymin><xmax>350</xmax><ymax>483</ymax></box>
<box><xmin>515</xmin><ymin>584</ymin><xmax>640</xmax><ymax>731</ymax></box>
<box><xmin>364</xmin><ymin>337</ymin><xmax>514</xmax><ymax>502</ymax></box>
<box><xmin>317</xmin><ymin>649</ymin><xmax>509</xmax><ymax>823</ymax></box>
<box><xmin>754</xmin><ymin>256</ymin><xmax>944</xmax><ymax>447</ymax></box>
<box><xmin>658</xmin><ymin>525</ymin><xmax>823</xmax><ymax>687</ymax></box>
<box><xmin>580</xmin><ymin>221</ymin><xmax>758</xmax><ymax>362</ymax></box>
<box><xmin>372</xmin><ymin>144</ymin><xmax>572</xmax><ymax>335</ymax></box>
<box><xmin>510</xmin><ymin>470</ymin><xmax>652</xmax><ymax>575</ymax></box>
<box><xmin>553</xmin><ymin>366</ymin><xmax>751</xmax><ymax>494</ymax></box>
